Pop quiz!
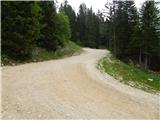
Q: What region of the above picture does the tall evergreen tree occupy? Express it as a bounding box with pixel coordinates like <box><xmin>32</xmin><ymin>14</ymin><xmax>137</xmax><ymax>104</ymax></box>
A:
<box><xmin>55</xmin><ymin>12</ymin><xmax>71</xmax><ymax>46</ymax></box>
<box><xmin>98</xmin><ymin>11</ymin><xmax>108</xmax><ymax>48</ymax></box>
<box><xmin>77</xmin><ymin>3</ymin><xmax>87</xmax><ymax>45</ymax></box>
<box><xmin>106</xmin><ymin>0</ymin><xmax>160</xmax><ymax>70</ymax></box>
<box><xmin>77</xmin><ymin>4</ymin><xmax>101</xmax><ymax>48</ymax></box>
<box><xmin>141</xmin><ymin>1</ymin><xmax>160</xmax><ymax>69</ymax></box>
<box><xmin>85</xmin><ymin>7</ymin><xmax>97</xmax><ymax>47</ymax></box>
<box><xmin>95</xmin><ymin>15</ymin><xmax>100</xmax><ymax>48</ymax></box>
<box><xmin>59</xmin><ymin>0</ymin><xmax>77</xmax><ymax>42</ymax></box>
<box><xmin>106</xmin><ymin>0</ymin><xmax>139</xmax><ymax>57</ymax></box>
<box><xmin>1</xmin><ymin>1</ymin><xmax>41</xmax><ymax>59</ymax></box>
<box><xmin>39</xmin><ymin>1</ymin><xmax>59</xmax><ymax>50</ymax></box>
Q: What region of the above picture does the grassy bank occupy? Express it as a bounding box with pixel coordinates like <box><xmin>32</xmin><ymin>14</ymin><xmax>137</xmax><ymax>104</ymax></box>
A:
<box><xmin>98</xmin><ymin>53</ymin><xmax>160</xmax><ymax>93</ymax></box>
<box><xmin>2</xmin><ymin>41</ymin><xmax>82</xmax><ymax>66</ymax></box>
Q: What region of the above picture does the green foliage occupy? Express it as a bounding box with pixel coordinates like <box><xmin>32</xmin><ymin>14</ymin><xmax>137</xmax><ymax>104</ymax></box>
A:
<box><xmin>31</xmin><ymin>2</ymin><xmax>42</xmax><ymax>40</ymax></box>
<box><xmin>77</xmin><ymin>4</ymin><xmax>103</xmax><ymax>48</ymax></box>
<box><xmin>99</xmin><ymin>54</ymin><xmax>160</xmax><ymax>93</ymax></box>
<box><xmin>1</xmin><ymin>1</ymin><xmax>81</xmax><ymax>65</ymax></box>
<box><xmin>1</xmin><ymin>1</ymin><xmax>41</xmax><ymax>59</ymax></box>
<box><xmin>60</xmin><ymin>1</ymin><xmax>107</xmax><ymax>49</ymax></box>
<box><xmin>33</xmin><ymin>41</ymin><xmax>82</xmax><ymax>60</ymax></box>
<box><xmin>106</xmin><ymin>0</ymin><xmax>160</xmax><ymax>71</ymax></box>
<box><xmin>2</xmin><ymin>0</ymin><xmax>159</xmax><ymax>72</ymax></box>
<box><xmin>108</xmin><ymin>1</ymin><xmax>139</xmax><ymax>57</ymax></box>
<box><xmin>55</xmin><ymin>12</ymin><xmax>71</xmax><ymax>46</ymax></box>
<box><xmin>59</xmin><ymin>0</ymin><xmax>77</xmax><ymax>42</ymax></box>
<box><xmin>38</xmin><ymin>1</ymin><xmax>59</xmax><ymax>50</ymax></box>
<box><xmin>140</xmin><ymin>1</ymin><xmax>160</xmax><ymax>70</ymax></box>
<box><xmin>2</xmin><ymin>41</ymin><xmax>82</xmax><ymax>66</ymax></box>
<box><xmin>39</xmin><ymin>1</ymin><xmax>71</xmax><ymax>50</ymax></box>
<box><xmin>77</xmin><ymin>3</ymin><xmax>87</xmax><ymax>43</ymax></box>
<box><xmin>99</xmin><ymin>16</ymin><xmax>108</xmax><ymax>48</ymax></box>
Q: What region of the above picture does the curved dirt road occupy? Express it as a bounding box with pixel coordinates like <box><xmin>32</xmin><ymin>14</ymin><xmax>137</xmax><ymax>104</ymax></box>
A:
<box><xmin>2</xmin><ymin>48</ymin><xmax>160</xmax><ymax>119</ymax></box>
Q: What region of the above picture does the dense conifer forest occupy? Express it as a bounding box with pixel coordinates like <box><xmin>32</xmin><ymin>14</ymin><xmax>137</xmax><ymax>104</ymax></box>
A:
<box><xmin>1</xmin><ymin>0</ymin><xmax>160</xmax><ymax>71</ymax></box>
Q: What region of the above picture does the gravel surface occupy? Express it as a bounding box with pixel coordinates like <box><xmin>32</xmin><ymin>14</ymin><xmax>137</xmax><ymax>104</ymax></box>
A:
<box><xmin>2</xmin><ymin>48</ymin><xmax>160</xmax><ymax>119</ymax></box>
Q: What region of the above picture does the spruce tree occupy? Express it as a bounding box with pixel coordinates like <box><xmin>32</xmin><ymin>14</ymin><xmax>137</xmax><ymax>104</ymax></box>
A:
<box><xmin>141</xmin><ymin>1</ymin><xmax>160</xmax><ymax>69</ymax></box>
<box><xmin>55</xmin><ymin>12</ymin><xmax>71</xmax><ymax>46</ymax></box>
<box><xmin>59</xmin><ymin>0</ymin><xmax>77</xmax><ymax>42</ymax></box>
<box><xmin>106</xmin><ymin>0</ymin><xmax>140</xmax><ymax>58</ymax></box>
<box><xmin>39</xmin><ymin>1</ymin><xmax>58</xmax><ymax>50</ymax></box>
<box><xmin>1</xmin><ymin>1</ymin><xmax>41</xmax><ymax>59</ymax></box>
<box><xmin>77</xmin><ymin>3</ymin><xmax>87</xmax><ymax>45</ymax></box>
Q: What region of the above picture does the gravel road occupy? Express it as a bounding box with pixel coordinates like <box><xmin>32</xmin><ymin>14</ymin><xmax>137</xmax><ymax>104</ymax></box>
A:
<box><xmin>2</xmin><ymin>48</ymin><xmax>160</xmax><ymax>119</ymax></box>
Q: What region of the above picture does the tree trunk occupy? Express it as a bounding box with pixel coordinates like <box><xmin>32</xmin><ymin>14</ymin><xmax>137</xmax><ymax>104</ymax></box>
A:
<box><xmin>113</xmin><ymin>30</ymin><xmax>116</xmax><ymax>55</ymax></box>
<box><xmin>139</xmin><ymin>48</ymin><xmax>142</xmax><ymax>65</ymax></box>
<box><xmin>148</xmin><ymin>56</ymin><xmax>150</xmax><ymax>69</ymax></box>
<box><xmin>144</xmin><ymin>55</ymin><xmax>148</xmax><ymax>69</ymax></box>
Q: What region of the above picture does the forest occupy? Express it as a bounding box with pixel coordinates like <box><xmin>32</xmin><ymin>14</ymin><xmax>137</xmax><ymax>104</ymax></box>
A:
<box><xmin>1</xmin><ymin>0</ymin><xmax>160</xmax><ymax>71</ymax></box>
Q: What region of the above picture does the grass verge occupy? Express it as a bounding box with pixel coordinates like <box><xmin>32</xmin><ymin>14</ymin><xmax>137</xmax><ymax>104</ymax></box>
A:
<box><xmin>98</xmin><ymin>53</ymin><xmax>160</xmax><ymax>93</ymax></box>
<box><xmin>2</xmin><ymin>41</ymin><xmax>82</xmax><ymax>66</ymax></box>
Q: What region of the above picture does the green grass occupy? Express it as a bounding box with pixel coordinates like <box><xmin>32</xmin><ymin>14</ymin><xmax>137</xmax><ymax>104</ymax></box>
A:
<box><xmin>98</xmin><ymin>53</ymin><xmax>160</xmax><ymax>93</ymax></box>
<box><xmin>31</xmin><ymin>41</ymin><xmax>82</xmax><ymax>60</ymax></box>
<box><xmin>2</xmin><ymin>41</ymin><xmax>82</xmax><ymax>66</ymax></box>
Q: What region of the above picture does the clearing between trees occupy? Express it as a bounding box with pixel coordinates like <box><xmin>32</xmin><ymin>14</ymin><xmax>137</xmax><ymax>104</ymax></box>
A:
<box><xmin>2</xmin><ymin>48</ymin><xmax>159</xmax><ymax>119</ymax></box>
